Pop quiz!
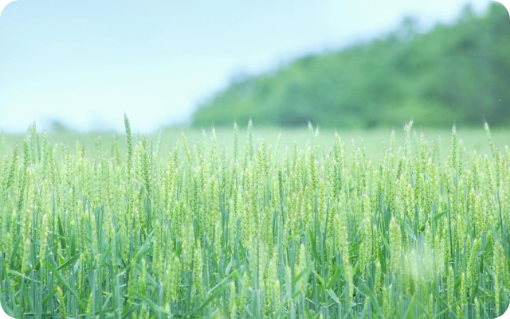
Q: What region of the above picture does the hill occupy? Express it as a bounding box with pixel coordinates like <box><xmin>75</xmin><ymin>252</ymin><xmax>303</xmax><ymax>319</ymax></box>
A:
<box><xmin>191</xmin><ymin>3</ymin><xmax>510</xmax><ymax>129</ymax></box>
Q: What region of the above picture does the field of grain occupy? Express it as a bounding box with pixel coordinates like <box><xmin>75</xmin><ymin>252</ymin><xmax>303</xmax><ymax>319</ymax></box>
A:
<box><xmin>0</xmin><ymin>118</ymin><xmax>509</xmax><ymax>318</ymax></box>
<box><xmin>3</xmin><ymin>124</ymin><xmax>510</xmax><ymax>161</ymax></box>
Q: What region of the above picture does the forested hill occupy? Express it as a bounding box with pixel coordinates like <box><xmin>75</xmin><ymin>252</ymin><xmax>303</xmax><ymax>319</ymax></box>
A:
<box><xmin>191</xmin><ymin>3</ymin><xmax>510</xmax><ymax>129</ymax></box>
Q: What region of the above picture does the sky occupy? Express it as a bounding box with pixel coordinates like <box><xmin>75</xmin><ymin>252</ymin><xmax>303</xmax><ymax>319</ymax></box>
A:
<box><xmin>0</xmin><ymin>0</ymin><xmax>497</xmax><ymax>133</ymax></box>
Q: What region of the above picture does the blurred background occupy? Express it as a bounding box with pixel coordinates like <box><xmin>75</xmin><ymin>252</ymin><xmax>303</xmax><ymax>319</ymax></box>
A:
<box><xmin>1</xmin><ymin>0</ymin><xmax>508</xmax><ymax>135</ymax></box>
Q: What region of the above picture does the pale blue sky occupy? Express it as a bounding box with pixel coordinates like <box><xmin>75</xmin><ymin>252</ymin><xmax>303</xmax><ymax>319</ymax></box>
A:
<box><xmin>0</xmin><ymin>0</ymin><xmax>492</xmax><ymax>133</ymax></box>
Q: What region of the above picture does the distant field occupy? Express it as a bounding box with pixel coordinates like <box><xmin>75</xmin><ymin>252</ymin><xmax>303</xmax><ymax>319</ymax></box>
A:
<box><xmin>2</xmin><ymin>125</ymin><xmax>509</xmax><ymax>161</ymax></box>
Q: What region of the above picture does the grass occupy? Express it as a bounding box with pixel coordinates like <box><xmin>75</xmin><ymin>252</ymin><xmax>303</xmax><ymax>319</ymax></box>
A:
<box><xmin>0</xmin><ymin>118</ymin><xmax>509</xmax><ymax>318</ymax></box>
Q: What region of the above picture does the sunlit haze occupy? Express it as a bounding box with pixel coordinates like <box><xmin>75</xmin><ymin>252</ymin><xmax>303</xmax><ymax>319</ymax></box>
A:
<box><xmin>0</xmin><ymin>0</ymin><xmax>492</xmax><ymax>133</ymax></box>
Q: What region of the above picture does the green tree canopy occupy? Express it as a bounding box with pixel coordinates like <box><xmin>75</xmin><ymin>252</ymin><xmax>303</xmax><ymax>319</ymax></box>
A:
<box><xmin>192</xmin><ymin>3</ymin><xmax>510</xmax><ymax>129</ymax></box>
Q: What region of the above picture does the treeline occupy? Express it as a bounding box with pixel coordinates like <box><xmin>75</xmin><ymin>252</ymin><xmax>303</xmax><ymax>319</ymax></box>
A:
<box><xmin>192</xmin><ymin>3</ymin><xmax>510</xmax><ymax>129</ymax></box>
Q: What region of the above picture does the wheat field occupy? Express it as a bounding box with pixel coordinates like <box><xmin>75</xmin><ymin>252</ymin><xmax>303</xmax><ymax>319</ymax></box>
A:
<box><xmin>0</xmin><ymin>117</ymin><xmax>509</xmax><ymax>318</ymax></box>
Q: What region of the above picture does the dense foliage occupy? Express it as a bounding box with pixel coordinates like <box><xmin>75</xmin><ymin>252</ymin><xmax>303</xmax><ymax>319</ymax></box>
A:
<box><xmin>192</xmin><ymin>3</ymin><xmax>510</xmax><ymax>129</ymax></box>
<box><xmin>0</xmin><ymin>118</ymin><xmax>509</xmax><ymax>318</ymax></box>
